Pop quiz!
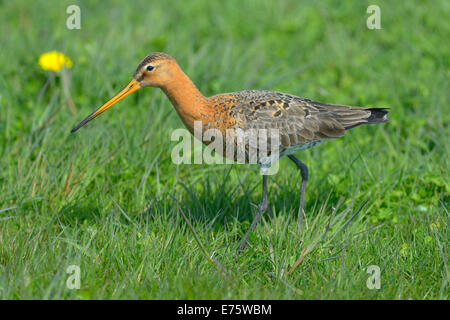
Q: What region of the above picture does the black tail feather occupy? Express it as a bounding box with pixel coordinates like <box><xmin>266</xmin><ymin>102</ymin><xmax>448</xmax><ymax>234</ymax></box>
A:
<box><xmin>367</xmin><ymin>108</ymin><xmax>389</xmax><ymax>124</ymax></box>
<box><xmin>345</xmin><ymin>108</ymin><xmax>389</xmax><ymax>130</ymax></box>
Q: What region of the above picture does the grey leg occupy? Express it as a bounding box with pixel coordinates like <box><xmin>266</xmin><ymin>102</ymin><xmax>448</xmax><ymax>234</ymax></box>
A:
<box><xmin>288</xmin><ymin>155</ymin><xmax>308</xmax><ymax>229</ymax></box>
<box><xmin>237</xmin><ymin>175</ymin><xmax>268</xmax><ymax>255</ymax></box>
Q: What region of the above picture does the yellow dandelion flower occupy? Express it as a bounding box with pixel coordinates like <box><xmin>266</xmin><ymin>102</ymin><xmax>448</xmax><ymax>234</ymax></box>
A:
<box><xmin>38</xmin><ymin>51</ymin><xmax>73</xmax><ymax>72</ymax></box>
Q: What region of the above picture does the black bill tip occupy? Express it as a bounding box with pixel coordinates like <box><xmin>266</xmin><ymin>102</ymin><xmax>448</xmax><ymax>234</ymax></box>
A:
<box><xmin>70</xmin><ymin>116</ymin><xmax>92</xmax><ymax>133</ymax></box>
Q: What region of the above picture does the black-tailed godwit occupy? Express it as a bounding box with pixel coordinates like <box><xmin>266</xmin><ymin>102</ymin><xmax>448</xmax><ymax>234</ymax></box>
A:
<box><xmin>71</xmin><ymin>52</ymin><xmax>389</xmax><ymax>254</ymax></box>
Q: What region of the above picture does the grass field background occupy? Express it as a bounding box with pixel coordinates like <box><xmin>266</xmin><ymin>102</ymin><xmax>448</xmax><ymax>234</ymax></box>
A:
<box><xmin>0</xmin><ymin>0</ymin><xmax>448</xmax><ymax>299</ymax></box>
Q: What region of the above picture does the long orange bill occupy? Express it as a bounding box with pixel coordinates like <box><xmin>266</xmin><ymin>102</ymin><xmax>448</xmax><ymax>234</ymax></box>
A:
<box><xmin>71</xmin><ymin>79</ymin><xmax>141</xmax><ymax>133</ymax></box>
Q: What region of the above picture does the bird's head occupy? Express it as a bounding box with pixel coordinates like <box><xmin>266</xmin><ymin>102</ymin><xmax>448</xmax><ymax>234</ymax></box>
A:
<box><xmin>133</xmin><ymin>52</ymin><xmax>176</xmax><ymax>88</ymax></box>
<box><xmin>71</xmin><ymin>52</ymin><xmax>176</xmax><ymax>133</ymax></box>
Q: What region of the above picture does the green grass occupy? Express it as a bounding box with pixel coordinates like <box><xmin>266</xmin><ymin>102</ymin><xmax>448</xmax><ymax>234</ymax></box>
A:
<box><xmin>0</xmin><ymin>0</ymin><xmax>448</xmax><ymax>299</ymax></box>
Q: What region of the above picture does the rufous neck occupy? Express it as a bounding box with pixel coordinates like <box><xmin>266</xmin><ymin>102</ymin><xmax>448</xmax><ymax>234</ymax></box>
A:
<box><xmin>160</xmin><ymin>63</ymin><xmax>207</xmax><ymax>132</ymax></box>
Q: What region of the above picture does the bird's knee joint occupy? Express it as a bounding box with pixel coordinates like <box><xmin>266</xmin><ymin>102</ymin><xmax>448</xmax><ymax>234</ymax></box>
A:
<box><xmin>258</xmin><ymin>200</ymin><xmax>268</xmax><ymax>212</ymax></box>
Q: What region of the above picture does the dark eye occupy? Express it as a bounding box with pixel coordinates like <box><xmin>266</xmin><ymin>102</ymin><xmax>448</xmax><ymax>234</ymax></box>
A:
<box><xmin>146</xmin><ymin>65</ymin><xmax>155</xmax><ymax>72</ymax></box>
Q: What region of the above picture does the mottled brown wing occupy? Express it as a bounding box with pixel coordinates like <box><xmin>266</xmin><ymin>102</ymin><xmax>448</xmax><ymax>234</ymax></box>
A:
<box><xmin>229</xmin><ymin>90</ymin><xmax>373</xmax><ymax>149</ymax></box>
